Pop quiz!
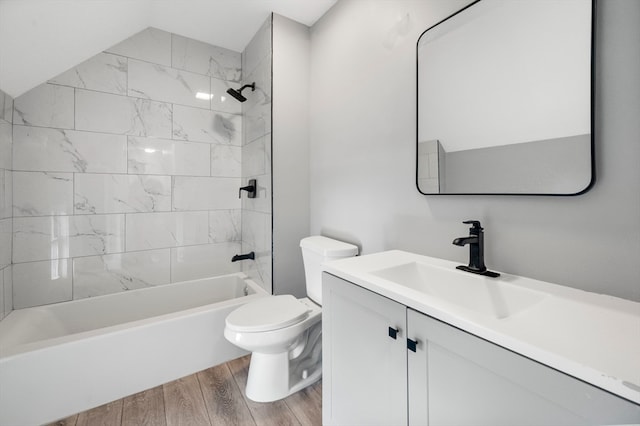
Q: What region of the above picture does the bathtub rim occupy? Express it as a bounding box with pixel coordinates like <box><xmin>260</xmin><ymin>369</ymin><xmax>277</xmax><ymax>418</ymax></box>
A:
<box><xmin>0</xmin><ymin>272</ymin><xmax>268</xmax><ymax>359</ymax></box>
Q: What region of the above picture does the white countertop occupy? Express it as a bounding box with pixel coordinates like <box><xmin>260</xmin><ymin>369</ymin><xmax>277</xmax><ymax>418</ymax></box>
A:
<box><xmin>323</xmin><ymin>250</ymin><xmax>640</xmax><ymax>405</ymax></box>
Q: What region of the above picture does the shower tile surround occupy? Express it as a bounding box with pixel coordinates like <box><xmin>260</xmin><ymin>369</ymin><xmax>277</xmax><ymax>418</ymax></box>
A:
<box><xmin>8</xmin><ymin>27</ymin><xmax>272</xmax><ymax>308</ymax></box>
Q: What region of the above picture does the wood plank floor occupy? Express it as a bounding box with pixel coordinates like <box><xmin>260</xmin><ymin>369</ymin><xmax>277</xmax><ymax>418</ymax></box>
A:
<box><xmin>47</xmin><ymin>355</ymin><xmax>322</xmax><ymax>426</ymax></box>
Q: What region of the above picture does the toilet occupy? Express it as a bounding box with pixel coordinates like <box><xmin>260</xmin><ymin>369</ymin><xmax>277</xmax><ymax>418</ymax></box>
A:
<box><xmin>224</xmin><ymin>236</ymin><xmax>358</xmax><ymax>402</ymax></box>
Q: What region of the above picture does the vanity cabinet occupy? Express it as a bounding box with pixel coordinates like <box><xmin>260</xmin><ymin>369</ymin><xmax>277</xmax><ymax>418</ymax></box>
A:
<box><xmin>322</xmin><ymin>273</ymin><xmax>640</xmax><ymax>426</ymax></box>
<box><xmin>321</xmin><ymin>272</ymin><xmax>407</xmax><ymax>425</ymax></box>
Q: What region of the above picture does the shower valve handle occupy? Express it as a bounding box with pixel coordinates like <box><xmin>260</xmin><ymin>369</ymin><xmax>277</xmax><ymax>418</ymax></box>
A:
<box><xmin>239</xmin><ymin>179</ymin><xmax>257</xmax><ymax>198</ymax></box>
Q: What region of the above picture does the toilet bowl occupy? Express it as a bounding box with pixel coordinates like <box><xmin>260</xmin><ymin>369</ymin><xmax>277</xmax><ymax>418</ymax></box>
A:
<box><xmin>225</xmin><ymin>296</ymin><xmax>322</xmax><ymax>402</ymax></box>
<box><xmin>224</xmin><ymin>236</ymin><xmax>358</xmax><ymax>402</ymax></box>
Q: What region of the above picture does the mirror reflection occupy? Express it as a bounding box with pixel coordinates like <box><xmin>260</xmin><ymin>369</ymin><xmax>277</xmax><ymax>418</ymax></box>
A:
<box><xmin>417</xmin><ymin>0</ymin><xmax>594</xmax><ymax>195</ymax></box>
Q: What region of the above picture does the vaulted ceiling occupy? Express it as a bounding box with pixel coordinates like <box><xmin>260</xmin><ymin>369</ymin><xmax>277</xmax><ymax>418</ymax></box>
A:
<box><xmin>0</xmin><ymin>0</ymin><xmax>337</xmax><ymax>98</ymax></box>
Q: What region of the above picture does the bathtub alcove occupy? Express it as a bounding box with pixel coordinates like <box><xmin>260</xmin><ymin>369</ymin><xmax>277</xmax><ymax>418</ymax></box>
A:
<box><xmin>0</xmin><ymin>273</ymin><xmax>268</xmax><ymax>426</ymax></box>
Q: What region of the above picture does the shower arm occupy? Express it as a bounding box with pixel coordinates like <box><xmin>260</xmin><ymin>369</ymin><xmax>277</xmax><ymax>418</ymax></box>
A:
<box><xmin>238</xmin><ymin>83</ymin><xmax>255</xmax><ymax>93</ymax></box>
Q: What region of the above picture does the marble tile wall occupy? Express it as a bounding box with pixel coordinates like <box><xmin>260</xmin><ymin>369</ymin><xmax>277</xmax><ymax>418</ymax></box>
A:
<box><xmin>241</xmin><ymin>16</ymin><xmax>273</xmax><ymax>293</ymax></box>
<box><xmin>10</xmin><ymin>28</ymin><xmax>253</xmax><ymax>308</ymax></box>
<box><xmin>0</xmin><ymin>89</ymin><xmax>13</xmax><ymax>319</ymax></box>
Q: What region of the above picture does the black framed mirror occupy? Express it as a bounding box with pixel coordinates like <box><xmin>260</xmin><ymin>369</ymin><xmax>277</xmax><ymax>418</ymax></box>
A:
<box><xmin>417</xmin><ymin>0</ymin><xmax>595</xmax><ymax>195</ymax></box>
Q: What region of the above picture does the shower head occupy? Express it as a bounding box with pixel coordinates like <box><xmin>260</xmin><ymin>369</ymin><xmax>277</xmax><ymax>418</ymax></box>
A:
<box><xmin>226</xmin><ymin>82</ymin><xmax>255</xmax><ymax>102</ymax></box>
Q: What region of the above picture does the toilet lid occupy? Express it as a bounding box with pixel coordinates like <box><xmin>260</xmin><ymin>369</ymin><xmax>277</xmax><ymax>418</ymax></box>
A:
<box><xmin>226</xmin><ymin>295</ymin><xmax>310</xmax><ymax>332</ymax></box>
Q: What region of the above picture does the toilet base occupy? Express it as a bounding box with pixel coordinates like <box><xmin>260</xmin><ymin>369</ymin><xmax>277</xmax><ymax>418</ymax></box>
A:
<box><xmin>245</xmin><ymin>322</ymin><xmax>322</xmax><ymax>402</ymax></box>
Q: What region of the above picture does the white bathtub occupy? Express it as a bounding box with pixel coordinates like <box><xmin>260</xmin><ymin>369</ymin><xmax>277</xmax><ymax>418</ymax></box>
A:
<box><xmin>0</xmin><ymin>272</ymin><xmax>268</xmax><ymax>426</ymax></box>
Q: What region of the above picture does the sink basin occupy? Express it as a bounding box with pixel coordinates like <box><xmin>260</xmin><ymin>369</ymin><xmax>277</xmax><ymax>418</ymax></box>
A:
<box><xmin>370</xmin><ymin>262</ymin><xmax>546</xmax><ymax>319</ymax></box>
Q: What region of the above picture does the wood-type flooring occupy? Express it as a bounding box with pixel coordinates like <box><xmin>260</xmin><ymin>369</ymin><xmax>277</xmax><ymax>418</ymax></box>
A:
<box><xmin>47</xmin><ymin>355</ymin><xmax>322</xmax><ymax>426</ymax></box>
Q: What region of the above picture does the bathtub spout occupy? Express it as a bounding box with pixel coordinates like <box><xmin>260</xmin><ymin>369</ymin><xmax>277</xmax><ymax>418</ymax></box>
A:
<box><xmin>232</xmin><ymin>252</ymin><xmax>255</xmax><ymax>262</ymax></box>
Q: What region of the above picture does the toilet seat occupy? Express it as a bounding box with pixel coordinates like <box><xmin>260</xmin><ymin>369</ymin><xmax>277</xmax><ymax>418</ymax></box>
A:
<box><xmin>225</xmin><ymin>295</ymin><xmax>310</xmax><ymax>333</ymax></box>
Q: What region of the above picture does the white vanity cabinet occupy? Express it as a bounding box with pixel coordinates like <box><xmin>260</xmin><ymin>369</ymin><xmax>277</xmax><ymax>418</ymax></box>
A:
<box><xmin>323</xmin><ymin>272</ymin><xmax>640</xmax><ymax>426</ymax></box>
<box><xmin>407</xmin><ymin>308</ymin><xmax>640</xmax><ymax>425</ymax></box>
<box><xmin>322</xmin><ymin>272</ymin><xmax>407</xmax><ymax>425</ymax></box>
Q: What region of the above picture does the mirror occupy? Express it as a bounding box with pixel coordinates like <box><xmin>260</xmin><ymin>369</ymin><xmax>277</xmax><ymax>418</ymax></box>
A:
<box><xmin>417</xmin><ymin>0</ymin><xmax>594</xmax><ymax>195</ymax></box>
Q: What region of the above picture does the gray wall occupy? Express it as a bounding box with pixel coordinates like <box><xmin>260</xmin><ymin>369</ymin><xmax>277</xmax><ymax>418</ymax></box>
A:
<box><xmin>309</xmin><ymin>0</ymin><xmax>640</xmax><ymax>301</ymax></box>
<box><xmin>272</xmin><ymin>14</ymin><xmax>311</xmax><ymax>297</ymax></box>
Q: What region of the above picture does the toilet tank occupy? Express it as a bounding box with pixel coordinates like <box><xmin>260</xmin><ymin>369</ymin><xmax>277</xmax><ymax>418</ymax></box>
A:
<box><xmin>300</xmin><ymin>236</ymin><xmax>358</xmax><ymax>305</ymax></box>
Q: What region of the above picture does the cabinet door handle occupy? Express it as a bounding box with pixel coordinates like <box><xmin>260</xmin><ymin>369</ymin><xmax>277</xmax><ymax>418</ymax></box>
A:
<box><xmin>388</xmin><ymin>327</ymin><xmax>399</xmax><ymax>339</ymax></box>
<box><xmin>407</xmin><ymin>338</ymin><xmax>419</xmax><ymax>352</ymax></box>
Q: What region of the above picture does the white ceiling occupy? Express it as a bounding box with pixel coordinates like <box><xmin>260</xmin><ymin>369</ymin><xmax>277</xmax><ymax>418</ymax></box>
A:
<box><xmin>0</xmin><ymin>0</ymin><xmax>337</xmax><ymax>98</ymax></box>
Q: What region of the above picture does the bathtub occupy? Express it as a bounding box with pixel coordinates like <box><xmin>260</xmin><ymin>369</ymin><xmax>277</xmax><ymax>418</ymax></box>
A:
<box><xmin>0</xmin><ymin>272</ymin><xmax>268</xmax><ymax>426</ymax></box>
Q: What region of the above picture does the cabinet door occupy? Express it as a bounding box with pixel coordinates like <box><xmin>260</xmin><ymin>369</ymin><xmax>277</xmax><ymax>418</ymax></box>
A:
<box><xmin>407</xmin><ymin>309</ymin><xmax>640</xmax><ymax>426</ymax></box>
<box><xmin>406</xmin><ymin>309</ymin><xmax>429</xmax><ymax>425</ymax></box>
<box><xmin>322</xmin><ymin>273</ymin><xmax>408</xmax><ymax>426</ymax></box>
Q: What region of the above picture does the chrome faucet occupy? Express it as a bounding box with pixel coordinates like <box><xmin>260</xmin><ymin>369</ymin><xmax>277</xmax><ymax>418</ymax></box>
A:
<box><xmin>452</xmin><ymin>220</ymin><xmax>500</xmax><ymax>277</ymax></box>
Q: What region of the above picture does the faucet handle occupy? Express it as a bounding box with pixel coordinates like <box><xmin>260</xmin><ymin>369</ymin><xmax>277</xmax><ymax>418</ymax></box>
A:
<box><xmin>462</xmin><ymin>220</ymin><xmax>483</xmax><ymax>230</ymax></box>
